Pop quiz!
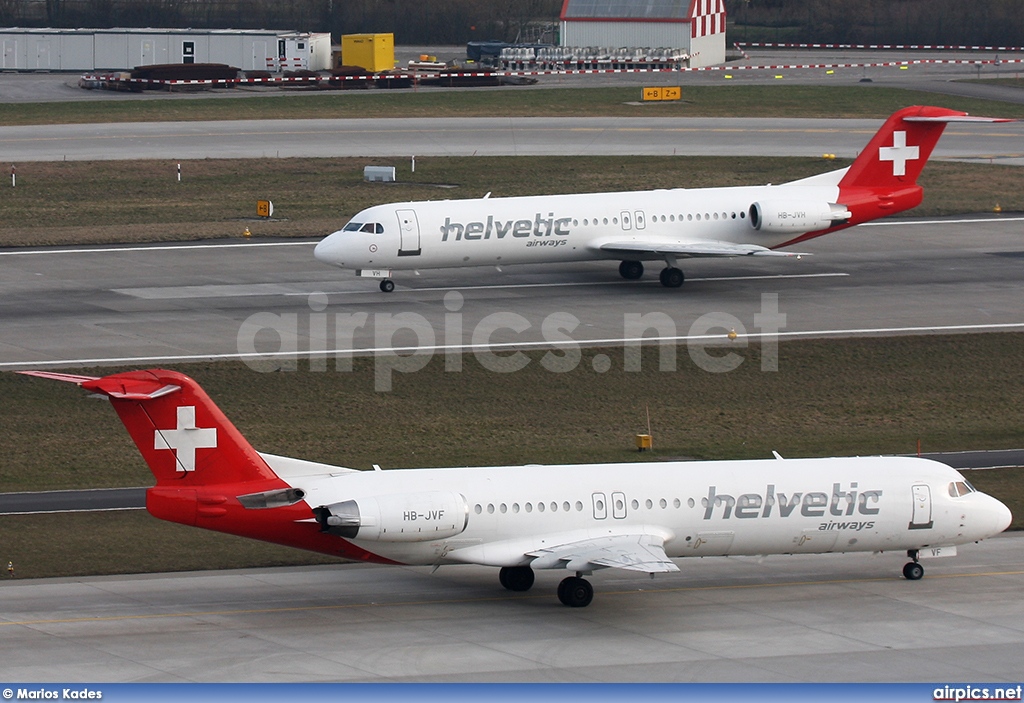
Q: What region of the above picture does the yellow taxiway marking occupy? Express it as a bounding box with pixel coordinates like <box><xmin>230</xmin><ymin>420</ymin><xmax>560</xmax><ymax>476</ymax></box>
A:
<box><xmin>3</xmin><ymin>569</ymin><xmax>1023</xmax><ymax>628</ymax></box>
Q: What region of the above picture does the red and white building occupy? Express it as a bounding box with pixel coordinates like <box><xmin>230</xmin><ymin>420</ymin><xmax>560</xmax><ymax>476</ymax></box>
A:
<box><xmin>559</xmin><ymin>0</ymin><xmax>727</xmax><ymax>68</ymax></box>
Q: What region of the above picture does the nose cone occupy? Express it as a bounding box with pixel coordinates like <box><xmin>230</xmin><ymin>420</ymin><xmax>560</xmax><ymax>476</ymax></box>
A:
<box><xmin>314</xmin><ymin>232</ymin><xmax>344</xmax><ymax>266</ymax></box>
<box><xmin>990</xmin><ymin>497</ymin><xmax>1013</xmax><ymax>536</ymax></box>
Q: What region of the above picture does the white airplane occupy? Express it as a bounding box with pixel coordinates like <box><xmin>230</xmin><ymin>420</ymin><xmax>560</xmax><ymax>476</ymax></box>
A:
<box><xmin>315</xmin><ymin>106</ymin><xmax>1010</xmax><ymax>292</ymax></box>
<box><xmin>22</xmin><ymin>368</ymin><xmax>1011</xmax><ymax>607</ymax></box>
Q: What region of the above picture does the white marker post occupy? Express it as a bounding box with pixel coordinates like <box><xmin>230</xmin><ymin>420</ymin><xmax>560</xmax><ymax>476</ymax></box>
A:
<box><xmin>10</xmin><ymin>165</ymin><xmax>15</xmax><ymax>187</ymax></box>
<box><xmin>411</xmin><ymin>155</ymin><xmax>416</xmax><ymax>173</ymax></box>
<box><xmin>177</xmin><ymin>163</ymin><xmax>181</xmax><ymax>183</ymax></box>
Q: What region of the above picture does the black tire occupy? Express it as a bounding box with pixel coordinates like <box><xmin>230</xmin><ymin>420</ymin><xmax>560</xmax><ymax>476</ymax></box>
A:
<box><xmin>557</xmin><ymin>576</ymin><xmax>594</xmax><ymax>607</ymax></box>
<box><xmin>659</xmin><ymin>267</ymin><xmax>684</xmax><ymax>288</ymax></box>
<box><xmin>379</xmin><ymin>279</ymin><xmax>395</xmax><ymax>293</ymax></box>
<box><xmin>499</xmin><ymin>566</ymin><xmax>535</xmax><ymax>592</ymax></box>
<box><xmin>619</xmin><ymin>260</ymin><xmax>644</xmax><ymax>280</ymax></box>
<box><xmin>903</xmin><ymin>562</ymin><xmax>924</xmax><ymax>580</ymax></box>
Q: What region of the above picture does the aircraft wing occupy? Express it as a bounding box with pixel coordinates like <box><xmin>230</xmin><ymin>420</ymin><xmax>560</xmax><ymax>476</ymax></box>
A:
<box><xmin>527</xmin><ymin>533</ymin><xmax>679</xmax><ymax>574</ymax></box>
<box><xmin>596</xmin><ymin>240</ymin><xmax>808</xmax><ymax>258</ymax></box>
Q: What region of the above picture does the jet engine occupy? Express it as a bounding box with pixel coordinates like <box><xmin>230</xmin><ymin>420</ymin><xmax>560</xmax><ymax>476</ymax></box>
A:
<box><xmin>313</xmin><ymin>491</ymin><xmax>469</xmax><ymax>542</ymax></box>
<box><xmin>749</xmin><ymin>201</ymin><xmax>851</xmax><ymax>233</ymax></box>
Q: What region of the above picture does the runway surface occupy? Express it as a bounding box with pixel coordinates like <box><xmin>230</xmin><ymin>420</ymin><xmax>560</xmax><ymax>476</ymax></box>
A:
<box><xmin>3</xmin><ymin>59</ymin><xmax>1023</xmax><ymax>684</ymax></box>
<box><xmin>2</xmin><ymin>115</ymin><xmax>1022</xmax><ymax>163</ymax></box>
<box><xmin>1</xmin><ymin>532</ymin><xmax>1021</xmax><ymax>682</ymax></box>
<box><xmin>2</xmin><ymin>216</ymin><xmax>1023</xmax><ymax>372</ymax></box>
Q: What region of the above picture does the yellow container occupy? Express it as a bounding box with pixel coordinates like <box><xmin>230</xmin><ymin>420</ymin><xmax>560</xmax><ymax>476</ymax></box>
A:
<box><xmin>341</xmin><ymin>33</ymin><xmax>395</xmax><ymax>73</ymax></box>
<box><xmin>635</xmin><ymin>434</ymin><xmax>652</xmax><ymax>451</ymax></box>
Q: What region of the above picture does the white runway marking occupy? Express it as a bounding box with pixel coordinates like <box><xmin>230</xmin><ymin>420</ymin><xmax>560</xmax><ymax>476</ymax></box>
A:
<box><xmin>3</xmin><ymin>322</ymin><xmax>1024</xmax><ymax>370</ymax></box>
<box><xmin>271</xmin><ymin>272</ymin><xmax>851</xmax><ymax>296</ymax></box>
<box><xmin>0</xmin><ymin>241</ymin><xmax>314</xmax><ymax>256</ymax></box>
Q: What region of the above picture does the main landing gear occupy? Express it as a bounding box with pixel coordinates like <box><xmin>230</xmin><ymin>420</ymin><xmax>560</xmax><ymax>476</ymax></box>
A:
<box><xmin>658</xmin><ymin>267</ymin><xmax>684</xmax><ymax>288</ymax></box>
<box><xmin>557</xmin><ymin>574</ymin><xmax>594</xmax><ymax>608</ymax></box>
<box><xmin>903</xmin><ymin>550</ymin><xmax>924</xmax><ymax>580</ymax></box>
<box><xmin>379</xmin><ymin>279</ymin><xmax>395</xmax><ymax>293</ymax></box>
<box><xmin>498</xmin><ymin>566</ymin><xmax>594</xmax><ymax>607</ymax></box>
<box><xmin>498</xmin><ymin>566</ymin><xmax>535</xmax><ymax>592</ymax></box>
<box><xmin>617</xmin><ymin>259</ymin><xmax>685</xmax><ymax>288</ymax></box>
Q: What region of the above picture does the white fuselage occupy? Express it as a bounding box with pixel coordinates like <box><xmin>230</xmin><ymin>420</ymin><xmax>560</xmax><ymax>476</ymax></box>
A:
<box><xmin>313</xmin><ymin>183</ymin><xmax>841</xmax><ymax>272</ymax></box>
<box><xmin>290</xmin><ymin>455</ymin><xmax>1010</xmax><ymax>568</ymax></box>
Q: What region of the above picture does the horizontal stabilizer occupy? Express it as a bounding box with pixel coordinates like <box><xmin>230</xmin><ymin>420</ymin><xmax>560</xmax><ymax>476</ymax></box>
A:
<box><xmin>17</xmin><ymin>370</ymin><xmax>180</xmax><ymax>399</ymax></box>
<box><xmin>903</xmin><ymin>116</ymin><xmax>1015</xmax><ymax>123</ymax></box>
<box><xmin>16</xmin><ymin>370</ymin><xmax>100</xmax><ymax>384</ymax></box>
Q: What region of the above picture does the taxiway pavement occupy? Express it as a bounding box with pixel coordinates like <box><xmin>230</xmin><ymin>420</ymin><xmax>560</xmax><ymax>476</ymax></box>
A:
<box><xmin>2</xmin><ymin>115</ymin><xmax>1022</xmax><ymax>164</ymax></box>
<box><xmin>2</xmin><ymin>216</ymin><xmax>1023</xmax><ymax>371</ymax></box>
<box><xmin>1</xmin><ymin>533</ymin><xmax>1021</xmax><ymax>682</ymax></box>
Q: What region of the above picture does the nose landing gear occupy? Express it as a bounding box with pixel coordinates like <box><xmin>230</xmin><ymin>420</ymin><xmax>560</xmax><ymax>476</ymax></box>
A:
<box><xmin>903</xmin><ymin>550</ymin><xmax>924</xmax><ymax>580</ymax></box>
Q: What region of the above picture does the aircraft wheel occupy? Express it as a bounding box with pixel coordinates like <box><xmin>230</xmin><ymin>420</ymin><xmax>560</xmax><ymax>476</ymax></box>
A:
<box><xmin>619</xmin><ymin>260</ymin><xmax>644</xmax><ymax>280</ymax></box>
<box><xmin>903</xmin><ymin>562</ymin><xmax>924</xmax><ymax>581</ymax></box>
<box><xmin>659</xmin><ymin>267</ymin><xmax>684</xmax><ymax>288</ymax></box>
<box><xmin>379</xmin><ymin>279</ymin><xmax>395</xmax><ymax>293</ymax></box>
<box><xmin>557</xmin><ymin>576</ymin><xmax>594</xmax><ymax>607</ymax></box>
<box><xmin>499</xmin><ymin>566</ymin><xmax>535</xmax><ymax>592</ymax></box>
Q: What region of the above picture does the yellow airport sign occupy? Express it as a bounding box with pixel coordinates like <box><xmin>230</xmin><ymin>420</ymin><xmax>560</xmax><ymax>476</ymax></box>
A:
<box><xmin>257</xmin><ymin>200</ymin><xmax>274</xmax><ymax>218</ymax></box>
<box><xmin>642</xmin><ymin>86</ymin><xmax>681</xmax><ymax>102</ymax></box>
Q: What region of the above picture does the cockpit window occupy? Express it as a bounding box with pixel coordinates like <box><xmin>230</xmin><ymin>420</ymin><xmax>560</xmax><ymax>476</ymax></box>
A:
<box><xmin>948</xmin><ymin>480</ymin><xmax>977</xmax><ymax>497</ymax></box>
<box><xmin>341</xmin><ymin>222</ymin><xmax>384</xmax><ymax>234</ymax></box>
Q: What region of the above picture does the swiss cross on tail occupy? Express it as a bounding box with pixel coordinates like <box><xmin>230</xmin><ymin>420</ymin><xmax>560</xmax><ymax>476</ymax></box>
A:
<box><xmin>154</xmin><ymin>405</ymin><xmax>218</xmax><ymax>473</ymax></box>
<box><xmin>878</xmin><ymin>131</ymin><xmax>920</xmax><ymax>177</ymax></box>
<box><xmin>833</xmin><ymin>106</ymin><xmax>1014</xmax><ymax>228</ymax></box>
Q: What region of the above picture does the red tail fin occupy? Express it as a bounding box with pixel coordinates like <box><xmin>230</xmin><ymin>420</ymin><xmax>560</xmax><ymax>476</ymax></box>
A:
<box><xmin>837</xmin><ymin>106</ymin><xmax>1012</xmax><ymax>226</ymax></box>
<box><xmin>20</xmin><ymin>368</ymin><xmax>392</xmax><ymax>562</ymax></box>
<box><xmin>79</xmin><ymin>369</ymin><xmax>278</xmax><ymax>488</ymax></box>
<box><xmin>839</xmin><ymin>106</ymin><xmax>964</xmax><ymax>190</ymax></box>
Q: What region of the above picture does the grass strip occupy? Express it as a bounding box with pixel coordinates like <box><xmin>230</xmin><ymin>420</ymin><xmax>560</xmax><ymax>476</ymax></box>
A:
<box><xmin>2</xmin><ymin>156</ymin><xmax>1019</xmax><ymax>248</ymax></box>
<box><xmin>4</xmin><ymin>85</ymin><xmax>1024</xmax><ymax>126</ymax></box>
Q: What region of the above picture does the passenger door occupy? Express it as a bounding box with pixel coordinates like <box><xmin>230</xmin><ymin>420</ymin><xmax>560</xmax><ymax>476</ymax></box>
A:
<box><xmin>909</xmin><ymin>484</ymin><xmax>934</xmax><ymax>530</ymax></box>
<box><xmin>396</xmin><ymin>209</ymin><xmax>421</xmax><ymax>256</ymax></box>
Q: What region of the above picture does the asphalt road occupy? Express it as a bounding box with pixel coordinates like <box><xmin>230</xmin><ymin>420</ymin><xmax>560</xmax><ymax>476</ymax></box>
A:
<box><xmin>2</xmin><ymin>115</ymin><xmax>1022</xmax><ymax>163</ymax></box>
<box><xmin>0</xmin><ymin>487</ymin><xmax>146</xmax><ymax>514</ymax></box>
<box><xmin>2</xmin><ymin>215</ymin><xmax>1023</xmax><ymax>372</ymax></box>
<box><xmin>2</xmin><ymin>533</ymin><xmax>1022</xmax><ymax>682</ymax></box>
